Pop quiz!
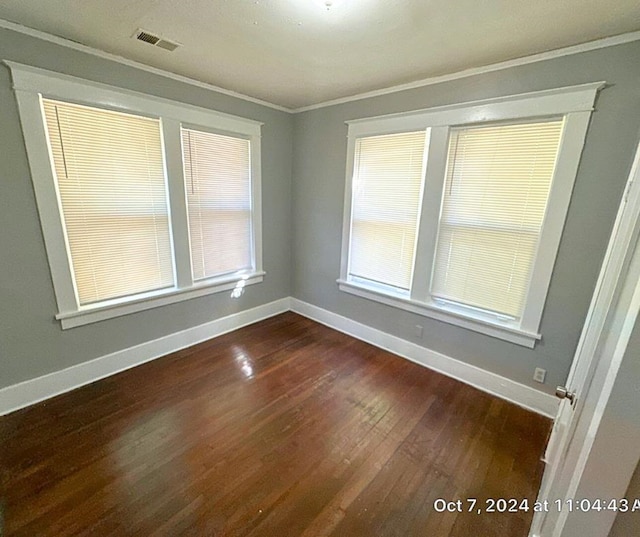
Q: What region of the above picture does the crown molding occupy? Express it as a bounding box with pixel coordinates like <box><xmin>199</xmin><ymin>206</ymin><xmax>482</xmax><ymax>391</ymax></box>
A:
<box><xmin>0</xmin><ymin>18</ymin><xmax>292</xmax><ymax>113</ymax></box>
<box><xmin>293</xmin><ymin>31</ymin><xmax>640</xmax><ymax>113</ymax></box>
<box><xmin>1</xmin><ymin>18</ymin><xmax>639</xmax><ymax>115</ymax></box>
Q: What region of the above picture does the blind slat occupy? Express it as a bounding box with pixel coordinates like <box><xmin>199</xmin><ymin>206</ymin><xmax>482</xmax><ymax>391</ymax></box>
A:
<box><xmin>431</xmin><ymin>120</ymin><xmax>564</xmax><ymax>317</ymax></box>
<box><xmin>181</xmin><ymin>128</ymin><xmax>252</xmax><ymax>281</ymax></box>
<box><xmin>43</xmin><ymin>99</ymin><xmax>174</xmax><ymax>305</ymax></box>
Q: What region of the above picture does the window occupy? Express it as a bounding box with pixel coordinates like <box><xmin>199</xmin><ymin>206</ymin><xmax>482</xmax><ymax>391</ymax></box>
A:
<box><xmin>43</xmin><ymin>99</ymin><xmax>174</xmax><ymax>305</ymax></box>
<box><xmin>349</xmin><ymin>131</ymin><xmax>427</xmax><ymax>291</ymax></box>
<box><xmin>181</xmin><ymin>127</ymin><xmax>253</xmax><ymax>281</ymax></box>
<box><xmin>9</xmin><ymin>62</ymin><xmax>263</xmax><ymax>328</ymax></box>
<box><xmin>432</xmin><ymin>120</ymin><xmax>564</xmax><ymax>319</ymax></box>
<box><xmin>340</xmin><ymin>83</ymin><xmax>604</xmax><ymax>347</ymax></box>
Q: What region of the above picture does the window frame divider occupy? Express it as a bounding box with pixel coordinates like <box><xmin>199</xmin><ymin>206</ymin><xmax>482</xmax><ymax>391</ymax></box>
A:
<box><xmin>411</xmin><ymin>126</ymin><xmax>449</xmax><ymax>302</ymax></box>
<box><xmin>162</xmin><ymin>118</ymin><xmax>194</xmax><ymax>289</ymax></box>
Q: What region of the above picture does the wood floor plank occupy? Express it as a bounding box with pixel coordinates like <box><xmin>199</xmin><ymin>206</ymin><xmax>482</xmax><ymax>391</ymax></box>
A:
<box><xmin>1</xmin><ymin>312</ymin><xmax>551</xmax><ymax>536</ymax></box>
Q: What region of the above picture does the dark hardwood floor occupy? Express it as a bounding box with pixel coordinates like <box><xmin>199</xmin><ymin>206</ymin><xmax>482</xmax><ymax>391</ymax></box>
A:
<box><xmin>1</xmin><ymin>312</ymin><xmax>551</xmax><ymax>536</ymax></box>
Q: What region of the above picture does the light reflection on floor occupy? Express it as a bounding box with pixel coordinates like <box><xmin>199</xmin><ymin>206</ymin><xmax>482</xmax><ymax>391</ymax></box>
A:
<box><xmin>232</xmin><ymin>345</ymin><xmax>255</xmax><ymax>379</ymax></box>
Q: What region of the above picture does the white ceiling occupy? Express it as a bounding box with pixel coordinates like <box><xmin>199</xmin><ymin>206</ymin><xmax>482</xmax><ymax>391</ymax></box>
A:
<box><xmin>0</xmin><ymin>0</ymin><xmax>639</xmax><ymax>110</ymax></box>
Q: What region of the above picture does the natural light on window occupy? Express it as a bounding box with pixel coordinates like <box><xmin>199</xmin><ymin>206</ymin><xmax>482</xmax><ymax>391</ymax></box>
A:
<box><xmin>9</xmin><ymin>61</ymin><xmax>264</xmax><ymax>328</ymax></box>
<box><xmin>181</xmin><ymin>127</ymin><xmax>253</xmax><ymax>281</ymax></box>
<box><xmin>349</xmin><ymin>131</ymin><xmax>426</xmax><ymax>291</ymax></box>
<box><xmin>43</xmin><ymin>99</ymin><xmax>174</xmax><ymax>305</ymax></box>
<box><xmin>339</xmin><ymin>83</ymin><xmax>603</xmax><ymax>347</ymax></box>
<box><xmin>431</xmin><ymin>119</ymin><xmax>564</xmax><ymax>319</ymax></box>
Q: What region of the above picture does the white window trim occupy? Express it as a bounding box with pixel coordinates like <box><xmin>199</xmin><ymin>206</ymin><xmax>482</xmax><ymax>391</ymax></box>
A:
<box><xmin>6</xmin><ymin>61</ymin><xmax>264</xmax><ymax>329</ymax></box>
<box><xmin>339</xmin><ymin>82</ymin><xmax>605</xmax><ymax>348</ymax></box>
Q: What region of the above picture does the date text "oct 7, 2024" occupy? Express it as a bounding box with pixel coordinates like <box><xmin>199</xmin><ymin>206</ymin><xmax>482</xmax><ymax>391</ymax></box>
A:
<box><xmin>433</xmin><ymin>498</ymin><xmax>640</xmax><ymax>515</ymax></box>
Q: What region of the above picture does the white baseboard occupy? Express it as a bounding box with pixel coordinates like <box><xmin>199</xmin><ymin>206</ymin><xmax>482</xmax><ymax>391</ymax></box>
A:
<box><xmin>0</xmin><ymin>296</ymin><xmax>558</xmax><ymax>419</ymax></box>
<box><xmin>0</xmin><ymin>297</ymin><xmax>291</xmax><ymax>416</ymax></box>
<box><xmin>290</xmin><ymin>298</ymin><xmax>559</xmax><ymax>419</ymax></box>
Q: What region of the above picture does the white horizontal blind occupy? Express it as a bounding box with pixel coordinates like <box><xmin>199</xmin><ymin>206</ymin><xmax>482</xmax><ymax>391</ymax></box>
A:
<box><xmin>349</xmin><ymin>131</ymin><xmax>427</xmax><ymax>290</ymax></box>
<box><xmin>181</xmin><ymin>128</ymin><xmax>252</xmax><ymax>281</ymax></box>
<box><xmin>431</xmin><ymin>119</ymin><xmax>564</xmax><ymax>317</ymax></box>
<box><xmin>42</xmin><ymin>99</ymin><xmax>174</xmax><ymax>305</ymax></box>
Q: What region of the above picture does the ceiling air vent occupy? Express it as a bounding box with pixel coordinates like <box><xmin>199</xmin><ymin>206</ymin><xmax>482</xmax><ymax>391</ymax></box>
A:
<box><xmin>155</xmin><ymin>39</ymin><xmax>181</xmax><ymax>52</ymax></box>
<box><xmin>133</xmin><ymin>29</ymin><xmax>181</xmax><ymax>52</ymax></box>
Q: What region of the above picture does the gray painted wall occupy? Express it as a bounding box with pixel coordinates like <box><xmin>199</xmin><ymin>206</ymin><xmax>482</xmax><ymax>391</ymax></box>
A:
<box><xmin>291</xmin><ymin>41</ymin><xmax>640</xmax><ymax>394</ymax></box>
<box><xmin>2</xmin><ymin>25</ymin><xmax>640</xmax><ymax>400</ymax></box>
<box><xmin>609</xmin><ymin>461</ymin><xmax>640</xmax><ymax>536</ymax></box>
<box><xmin>0</xmin><ymin>27</ymin><xmax>293</xmax><ymax>389</ymax></box>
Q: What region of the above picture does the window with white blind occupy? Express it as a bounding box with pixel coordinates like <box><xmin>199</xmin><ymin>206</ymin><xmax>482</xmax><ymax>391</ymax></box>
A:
<box><xmin>348</xmin><ymin>131</ymin><xmax>427</xmax><ymax>291</ymax></box>
<box><xmin>340</xmin><ymin>83</ymin><xmax>604</xmax><ymax>347</ymax></box>
<box><xmin>43</xmin><ymin>99</ymin><xmax>174</xmax><ymax>305</ymax></box>
<box><xmin>10</xmin><ymin>62</ymin><xmax>263</xmax><ymax>329</ymax></box>
<box><xmin>181</xmin><ymin>127</ymin><xmax>253</xmax><ymax>281</ymax></box>
<box><xmin>432</xmin><ymin>120</ymin><xmax>564</xmax><ymax>319</ymax></box>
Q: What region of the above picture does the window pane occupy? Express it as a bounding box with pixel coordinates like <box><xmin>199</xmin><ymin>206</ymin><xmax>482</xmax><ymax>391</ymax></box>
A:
<box><xmin>349</xmin><ymin>131</ymin><xmax>427</xmax><ymax>290</ymax></box>
<box><xmin>431</xmin><ymin>120</ymin><xmax>564</xmax><ymax>317</ymax></box>
<box><xmin>181</xmin><ymin>128</ymin><xmax>253</xmax><ymax>281</ymax></box>
<box><xmin>43</xmin><ymin>99</ymin><xmax>174</xmax><ymax>305</ymax></box>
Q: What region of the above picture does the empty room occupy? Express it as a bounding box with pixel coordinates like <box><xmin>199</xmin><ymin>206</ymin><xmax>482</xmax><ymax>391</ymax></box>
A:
<box><xmin>1</xmin><ymin>1</ymin><xmax>640</xmax><ymax>536</ymax></box>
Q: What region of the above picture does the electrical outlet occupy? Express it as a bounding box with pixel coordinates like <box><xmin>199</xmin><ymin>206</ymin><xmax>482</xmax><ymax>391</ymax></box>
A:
<box><xmin>533</xmin><ymin>367</ymin><xmax>546</xmax><ymax>384</ymax></box>
<box><xmin>414</xmin><ymin>325</ymin><xmax>424</xmax><ymax>338</ymax></box>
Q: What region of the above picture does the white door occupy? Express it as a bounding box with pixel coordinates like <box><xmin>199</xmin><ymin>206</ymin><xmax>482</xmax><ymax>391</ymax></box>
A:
<box><xmin>529</xmin><ymin>143</ymin><xmax>640</xmax><ymax>537</ymax></box>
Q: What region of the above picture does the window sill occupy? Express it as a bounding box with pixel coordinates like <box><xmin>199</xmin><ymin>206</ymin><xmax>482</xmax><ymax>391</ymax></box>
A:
<box><xmin>56</xmin><ymin>271</ymin><xmax>266</xmax><ymax>329</ymax></box>
<box><xmin>337</xmin><ymin>279</ymin><xmax>541</xmax><ymax>348</ymax></box>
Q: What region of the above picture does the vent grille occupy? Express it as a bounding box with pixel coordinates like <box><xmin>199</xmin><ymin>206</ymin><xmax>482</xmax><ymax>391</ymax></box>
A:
<box><xmin>133</xmin><ymin>29</ymin><xmax>180</xmax><ymax>52</ymax></box>
<box><xmin>136</xmin><ymin>30</ymin><xmax>160</xmax><ymax>45</ymax></box>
